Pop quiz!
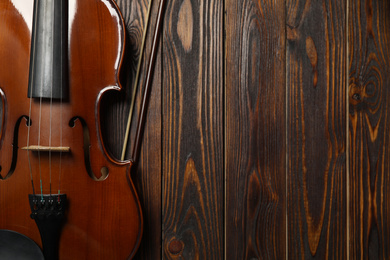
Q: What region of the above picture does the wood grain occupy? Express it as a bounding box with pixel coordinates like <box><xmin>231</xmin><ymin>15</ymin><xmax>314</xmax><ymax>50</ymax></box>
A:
<box><xmin>88</xmin><ymin>0</ymin><xmax>390</xmax><ymax>258</ymax></box>
<box><xmin>0</xmin><ymin>0</ymin><xmax>143</xmax><ymax>258</ymax></box>
<box><xmin>162</xmin><ymin>0</ymin><xmax>224</xmax><ymax>258</ymax></box>
<box><xmin>286</xmin><ymin>0</ymin><xmax>347</xmax><ymax>258</ymax></box>
<box><xmin>348</xmin><ymin>0</ymin><xmax>390</xmax><ymax>258</ymax></box>
<box><xmin>225</xmin><ymin>0</ymin><xmax>286</xmax><ymax>259</ymax></box>
<box><xmin>101</xmin><ymin>0</ymin><xmax>162</xmax><ymax>259</ymax></box>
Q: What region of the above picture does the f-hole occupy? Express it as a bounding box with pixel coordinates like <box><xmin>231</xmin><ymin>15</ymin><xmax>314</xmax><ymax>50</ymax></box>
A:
<box><xmin>69</xmin><ymin>116</ymin><xmax>108</xmax><ymax>181</ymax></box>
<box><xmin>0</xmin><ymin>115</ymin><xmax>31</xmax><ymax>180</ymax></box>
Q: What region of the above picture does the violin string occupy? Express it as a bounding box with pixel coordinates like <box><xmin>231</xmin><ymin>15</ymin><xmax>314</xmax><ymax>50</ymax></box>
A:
<box><xmin>58</xmin><ymin>0</ymin><xmax>64</xmax><ymax>199</ymax></box>
<box><xmin>37</xmin><ymin>96</ymin><xmax>43</xmax><ymax>200</ymax></box>
<box><xmin>48</xmin><ymin>0</ymin><xmax>55</xmax><ymax>197</ymax></box>
<box><xmin>27</xmin><ymin>99</ymin><xmax>35</xmax><ymax>196</ymax></box>
<box><xmin>26</xmin><ymin>0</ymin><xmax>40</xmax><ymax>196</ymax></box>
<box><xmin>49</xmin><ymin>83</ymin><xmax>53</xmax><ymax>197</ymax></box>
<box><xmin>58</xmin><ymin>94</ymin><xmax>63</xmax><ymax>199</ymax></box>
<box><xmin>26</xmin><ymin>84</ymin><xmax>35</xmax><ymax>196</ymax></box>
<box><xmin>37</xmin><ymin>0</ymin><xmax>48</xmax><ymax>200</ymax></box>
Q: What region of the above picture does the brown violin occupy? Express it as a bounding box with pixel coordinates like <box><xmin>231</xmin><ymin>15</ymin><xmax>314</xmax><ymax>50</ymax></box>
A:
<box><xmin>0</xmin><ymin>0</ymin><xmax>160</xmax><ymax>259</ymax></box>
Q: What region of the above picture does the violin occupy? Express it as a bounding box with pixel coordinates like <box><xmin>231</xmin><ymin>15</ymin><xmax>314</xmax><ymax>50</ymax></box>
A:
<box><xmin>0</xmin><ymin>0</ymin><xmax>165</xmax><ymax>258</ymax></box>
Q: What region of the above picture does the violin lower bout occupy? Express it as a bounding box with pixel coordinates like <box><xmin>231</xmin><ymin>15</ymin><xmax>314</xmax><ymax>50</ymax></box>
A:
<box><xmin>0</xmin><ymin>121</ymin><xmax>143</xmax><ymax>259</ymax></box>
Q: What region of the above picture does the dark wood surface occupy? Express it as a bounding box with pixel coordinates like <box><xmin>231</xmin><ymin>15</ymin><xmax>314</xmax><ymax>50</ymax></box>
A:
<box><xmin>348</xmin><ymin>0</ymin><xmax>390</xmax><ymax>259</ymax></box>
<box><xmin>286</xmin><ymin>0</ymin><xmax>348</xmax><ymax>258</ymax></box>
<box><xmin>225</xmin><ymin>0</ymin><xmax>286</xmax><ymax>259</ymax></box>
<box><xmin>161</xmin><ymin>0</ymin><xmax>224</xmax><ymax>258</ymax></box>
<box><xmin>105</xmin><ymin>0</ymin><xmax>390</xmax><ymax>259</ymax></box>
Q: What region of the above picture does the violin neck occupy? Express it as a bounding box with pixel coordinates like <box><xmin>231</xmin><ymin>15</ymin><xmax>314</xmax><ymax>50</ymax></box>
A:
<box><xmin>28</xmin><ymin>0</ymin><xmax>68</xmax><ymax>100</ymax></box>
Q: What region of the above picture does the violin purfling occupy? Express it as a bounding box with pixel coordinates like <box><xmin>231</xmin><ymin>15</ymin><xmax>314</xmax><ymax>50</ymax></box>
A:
<box><xmin>0</xmin><ymin>0</ymin><xmax>143</xmax><ymax>259</ymax></box>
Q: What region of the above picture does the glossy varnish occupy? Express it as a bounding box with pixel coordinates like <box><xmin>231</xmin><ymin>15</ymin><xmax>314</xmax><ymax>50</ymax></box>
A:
<box><xmin>0</xmin><ymin>0</ymin><xmax>142</xmax><ymax>259</ymax></box>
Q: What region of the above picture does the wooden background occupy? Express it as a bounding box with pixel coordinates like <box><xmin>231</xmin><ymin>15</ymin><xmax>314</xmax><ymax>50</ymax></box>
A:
<box><xmin>101</xmin><ymin>0</ymin><xmax>390</xmax><ymax>259</ymax></box>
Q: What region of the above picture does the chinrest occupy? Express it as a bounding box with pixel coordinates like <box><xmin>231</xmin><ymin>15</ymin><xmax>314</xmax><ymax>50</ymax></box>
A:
<box><xmin>0</xmin><ymin>230</ymin><xmax>44</xmax><ymax>260</ymax></box>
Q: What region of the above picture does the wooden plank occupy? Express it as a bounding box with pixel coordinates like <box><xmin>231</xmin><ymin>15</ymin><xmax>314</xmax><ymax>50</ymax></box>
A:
<box><xmin>286</xmin><ymin>0</ymin><xmax>347</xmax><ymax>258</ymax></box>
<box><xmin>132</xmin><ymin>48</ymin><xmax>162</xmax><ymax>260</ymax></box>
<box><xmin>225</xmin><ymin>0</ymin><xmax>286</xmax><ymax>259</ymax></box>
<box><xmin>101</xmin><ymin>0</ymin><xmax>162</xmax><ymax>259</ymax></box>
<box><xmin>348</xmin><ymin>0</ymin><xmax>390</xmax><ymax>258</ymax></box>
<box><xmin>162</xmin><ymin>0</ymin><xmax>224</xmax><ymax>258</ymax></box>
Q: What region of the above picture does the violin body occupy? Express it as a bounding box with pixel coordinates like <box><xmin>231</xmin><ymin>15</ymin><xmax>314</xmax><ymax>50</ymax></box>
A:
<box><xmin>0</xmin><ymin>0</ymin><xmax>142</xmax><ymax>259</ymax></box>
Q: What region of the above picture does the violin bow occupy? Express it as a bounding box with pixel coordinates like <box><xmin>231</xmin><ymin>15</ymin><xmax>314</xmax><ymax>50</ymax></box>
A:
<box><xmin>121</xmin><ymin>0</ymin><xmax>167</xmax><ymax>163</ymax></box>
<box><xmin>120</xmin><ymin>0</ymin><xmax>153</xmax><ymax>161</ymax></box>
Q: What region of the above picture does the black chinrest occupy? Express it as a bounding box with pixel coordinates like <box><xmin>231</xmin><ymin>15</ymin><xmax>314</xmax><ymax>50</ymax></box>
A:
<box><xmin>0</xmin><ymin>230</ymin><xmax>44</xmax><ymax>260</ymax></box>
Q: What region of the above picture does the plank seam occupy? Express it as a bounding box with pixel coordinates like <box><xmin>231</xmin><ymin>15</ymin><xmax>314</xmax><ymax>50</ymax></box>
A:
<box><xmin>223</xmin><ymin>0</ymin><xmax>227</xmax><ymax>259</ymax></box>
<box><xmin>346</xmin><ymin>0</ymin><xmax>350</xmax><ymax>258</ymax></box>
<box><xmin>284</xmin><ymin>0</ymin><xmax>288</xmax><ymax>259</ymax></box>
<box><xmin>160</xmin><ymin>0</ymin><xmax>164</xmax><ymax>257</ymax></box>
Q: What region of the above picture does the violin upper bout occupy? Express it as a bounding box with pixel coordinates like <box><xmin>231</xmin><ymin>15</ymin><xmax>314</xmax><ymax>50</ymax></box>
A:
<box><xmin>68</xmin><ymin>0</ymin><xmax>127</xmax><ymax>163</ymax></box>
<box><xmin>69</xmin><ymin>0</ymin><xmax>125</xmax><ymax>90</ymax></box>
<box><xmin>0</xmin><ymin>14</ymin><xmax>31</xmax><ymax>177</ymax></box>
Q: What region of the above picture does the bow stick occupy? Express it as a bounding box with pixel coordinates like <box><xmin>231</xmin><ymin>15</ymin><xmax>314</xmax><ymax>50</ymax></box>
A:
<box><xmin>121</xmin><ymin>0</ymin><xmax>153</xmax><ymax>161</ymax></box>
<box><xmin>122</xmin><ymin>0</ymin><xmax>167</xmax><ymax>163</ymax></box>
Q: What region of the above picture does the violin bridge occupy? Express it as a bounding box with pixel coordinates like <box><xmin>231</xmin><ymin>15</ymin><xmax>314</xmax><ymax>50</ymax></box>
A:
<box><xmin>21</xmin><ymin>145</ymin><xmax>71</xmax><ymax>153</ymax></box>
